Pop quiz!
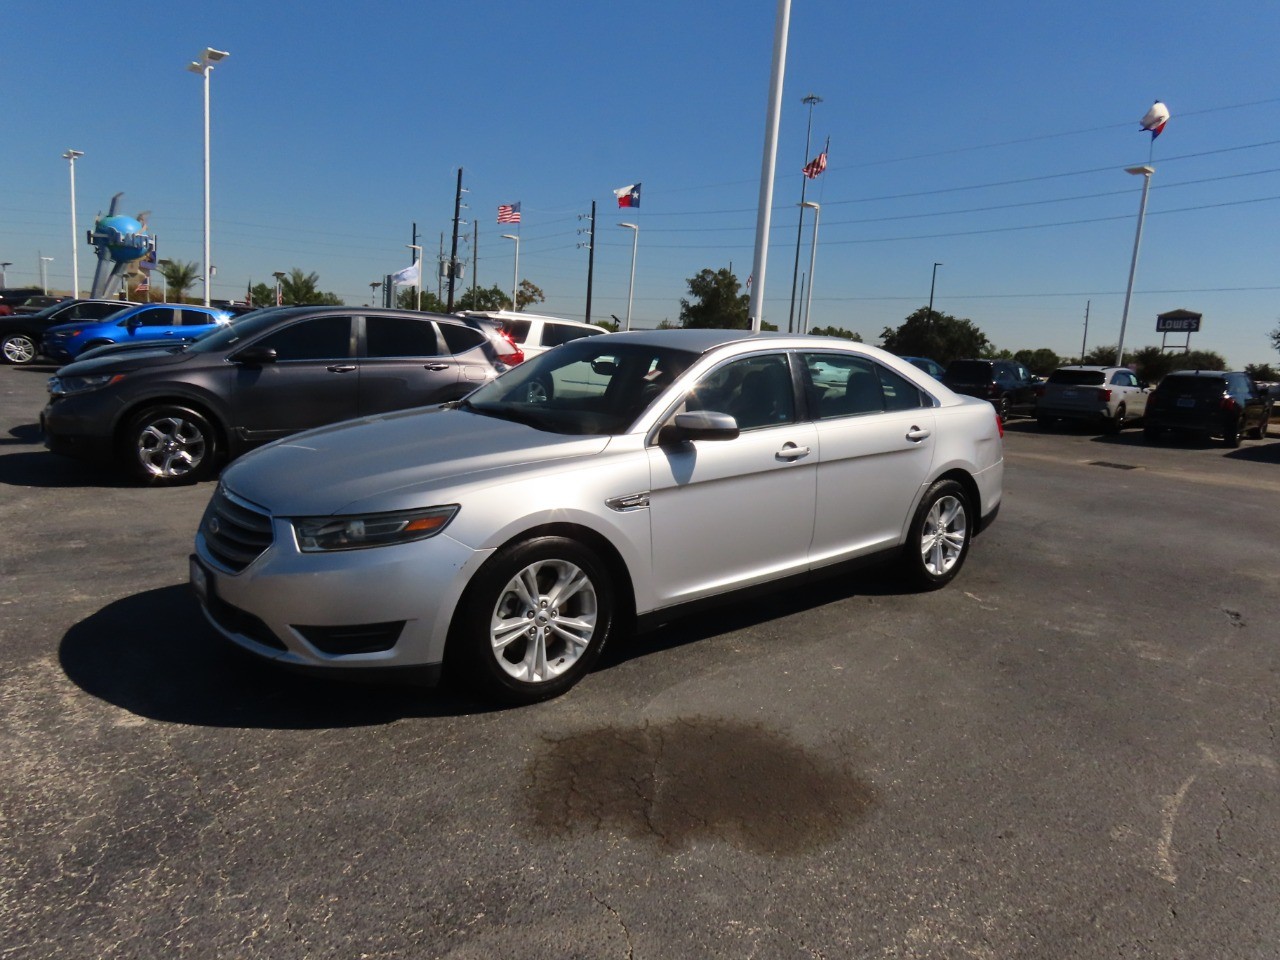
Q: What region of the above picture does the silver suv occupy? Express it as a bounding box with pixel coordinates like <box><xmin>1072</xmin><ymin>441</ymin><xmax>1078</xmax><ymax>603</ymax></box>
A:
<box><xmin>1036</xmin><ymin>365</ymin><xmax>1149</xmax><ymax>433</ymax></box>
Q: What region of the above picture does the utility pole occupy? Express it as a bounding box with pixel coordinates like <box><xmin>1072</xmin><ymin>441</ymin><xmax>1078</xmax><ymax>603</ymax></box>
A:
<box><xmin>437</xmin><ymin>232</ymin><xmax>444</xmax><ymax>302</ymax></box>
<box><xmin>580</xmin><ymin>201</ymin><xmax>596</xmax><ymax>324</ymax></box>
<box><xmin>1080</xmin><ymin>300</ymin><xmax>1091</xmax><ymax>363</ymax></box>
<box><xmin>447</xmin><ymin>168</ymin><xmax>463</xmax><ymax>312</ymax></box>
<box><xmin>409</xmin><ymin>222</ymin><xmax>418</xmax><ymax>263</ymax></box>
<box><xmin>471</xmin><ymin>221</ymin><xmax>478</xmax><ymax>300</ymax></box>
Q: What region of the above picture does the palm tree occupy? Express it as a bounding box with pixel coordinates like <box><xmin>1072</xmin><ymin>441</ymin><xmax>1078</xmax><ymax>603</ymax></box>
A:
<box><xmin>159</xmin><ymin>260</ymin><xmax>200</xmax><ymax>303</ymax></box>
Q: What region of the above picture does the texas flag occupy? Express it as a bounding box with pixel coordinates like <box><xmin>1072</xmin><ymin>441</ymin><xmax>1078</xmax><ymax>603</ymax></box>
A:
<box><xmin>614</xmin><ymin>183</ymin><xmax>641</xmax><ymax>208</ymax></box>
<box><xmin>1140</xmin><ymin>100</ymin><xmax>1170</xmax><ymax>139</ymax></box>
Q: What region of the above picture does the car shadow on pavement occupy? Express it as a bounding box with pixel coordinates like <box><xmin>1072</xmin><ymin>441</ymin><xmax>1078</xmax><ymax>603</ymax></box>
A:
<box><xmin>0</xmin><ymin>449</ymin><xmax>133</xmax><ymax>488</ymax></box>
<box><xmin>59</xmin><ymin>584</ymin><xmax>497</xmax><ymax>727</ymax></box>
<box><xmin>598</xmin><ymin>567</ymin><xmax>912</xmax><ymax>671</ymax></box>
<box><xmin>1226</xmin><ymin>440</ymin><xmax>1280</xmax><ymax>464</ymax></box>
<box><xmin>1</xmin><ymin>423</ymin><xmax>42</xmax><ymax>445</ymax></box>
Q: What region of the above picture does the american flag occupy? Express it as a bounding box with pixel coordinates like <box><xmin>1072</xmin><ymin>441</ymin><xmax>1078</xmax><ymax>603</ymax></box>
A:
<box><xmin>136</xmin><ymin>275</ymin><xmax>150</xmax><ymax>292</ymax></box>
<box><xmin>498</xmin><ymin>202</ymin><xmax>521</xmax><ymax>224</ymax></box>
<box><xmin>802</xmin><ymin>150</ymin><xmax>828</xmax><ymax>180</ymax></box>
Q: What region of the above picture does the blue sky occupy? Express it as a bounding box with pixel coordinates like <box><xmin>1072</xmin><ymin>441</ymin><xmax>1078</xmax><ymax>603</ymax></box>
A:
<box><xmin>4</xmin><ymin>0</ymin><xmax>1279</xmax><ymax>368</ymax></box>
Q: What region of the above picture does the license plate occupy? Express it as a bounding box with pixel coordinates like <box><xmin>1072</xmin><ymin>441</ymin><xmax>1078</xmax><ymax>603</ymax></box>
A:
<box><xmin>1176</xmin><ymin>398</ymin><xmax>1196</xmax><ymax>408</ymax></box>
<box><xmin>1062</xmin><ymin>389</ymin><xmax>1078</xmax><ymax>398</ymax></box>
<box><xmin>189</xmin><ymin>554</ymin><xmax>211</xmax><ymax>604</ymax></box>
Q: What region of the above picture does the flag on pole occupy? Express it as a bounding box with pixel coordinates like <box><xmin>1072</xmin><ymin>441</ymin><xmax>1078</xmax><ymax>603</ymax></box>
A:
<box><xmin>136</xmin><ymin>274</ymin><xmax>150</xmax><ymax>292</ymax></box>
<box><xmin>802</xmin><ymin>143</ymin><xmax>828</xmax><ymax>179</ymax></box>
<box><xmin>614</xmin><ymin>183</ymin><xmax>641</xmax><ymax>208</ymax></box>
<box><xmin>498</xmin><ymin>202</ymin><xmax>521</xmax><ymax>224</ymax></box>
<box><xmin>389</xmin><ymin>261</ymin><xmax>421</xmax><ymax>286</ymax></box>
<box><xmin>1140</xmin><ymin>101</ymin><xmax>1170</xmax><ymax>139</ymax></box>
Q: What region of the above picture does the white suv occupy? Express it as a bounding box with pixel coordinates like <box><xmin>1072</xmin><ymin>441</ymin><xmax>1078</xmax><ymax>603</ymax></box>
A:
<box><xmin>461</xmin><ymin>311</ymin><xmax>606</xmax><ymax>358</ymax></box>
<box><xmin>1036</xmin><ymin>365</ymin><xmax>1150</xmax><ymax>433</ymax></box>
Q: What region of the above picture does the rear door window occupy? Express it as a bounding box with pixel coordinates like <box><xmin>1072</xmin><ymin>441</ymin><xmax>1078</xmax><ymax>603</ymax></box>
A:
<box><xmin>363</xmin><ymin>315</ymin><xmax>439</xmax><ymax>357</ymax></box>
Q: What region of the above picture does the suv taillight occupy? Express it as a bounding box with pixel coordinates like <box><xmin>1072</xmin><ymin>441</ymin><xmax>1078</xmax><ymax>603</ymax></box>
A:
<box><xmin>1097</xmin><ymin>388</ymin><xmax>1112</xmax><ymax>402</ymax></box>
<box><xmin>1220</xmin><ymin>395</ymin><xmax>1239</xmax><ymax>413</ymax></box>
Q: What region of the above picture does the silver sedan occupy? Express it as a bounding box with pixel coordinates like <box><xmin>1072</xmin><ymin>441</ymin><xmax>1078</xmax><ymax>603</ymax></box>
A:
<box><xmin>190</xmin><ymin>329</ymin><xmax>1004</xmax><ymax>703</ymax></box>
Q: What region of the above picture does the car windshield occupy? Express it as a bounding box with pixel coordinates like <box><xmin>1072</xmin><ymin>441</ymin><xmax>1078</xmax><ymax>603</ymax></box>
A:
<box><xmin>463</xmin><ymin>338</ymin><xmax>698</xmax><ymax>436</ymax></box>
<box><xmin>1049</xmin><ymin>369</ymin><xmax>1105</xmax><ymax>385</ymax></box>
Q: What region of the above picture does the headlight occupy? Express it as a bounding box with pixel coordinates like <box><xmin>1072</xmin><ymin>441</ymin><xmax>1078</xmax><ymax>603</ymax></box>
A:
<box><xmin>48</xmin><ymin>373</ymin><xmax>125</xmax><ymax>396</ymax></box>
<box><xmin>292</xmin><ymin>506</ymin><xmax>459</xmax><ymax>552</ymax></box>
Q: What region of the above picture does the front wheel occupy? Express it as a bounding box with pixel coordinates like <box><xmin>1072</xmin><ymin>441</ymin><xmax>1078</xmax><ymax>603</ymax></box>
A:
<box><xmin>902</xmin><ymin>479</ymin><xmax>971</xmax><ymax>590</ymax></box>
<box><xmin>1</xmin><ymin>333</ymin><xmax>38</xmax><ymax>365</ymax></box>
<box><xmin>121</xmin><ymin>404</ymin><xmax>218</xmax><ymax>485</ymax></box>
<box><xmin>448</xmin><ymin>536</ymin><xmax>615</xmax><ymax>704</ymax></box>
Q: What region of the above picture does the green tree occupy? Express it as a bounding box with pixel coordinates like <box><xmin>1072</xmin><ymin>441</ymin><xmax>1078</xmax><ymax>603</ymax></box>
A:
<box><xmin>159</xmin><ymin>260</ymin><xmax>200</xmax><ymax>302</ymax></box>
<box><xmin>456</xmin><ymin>285</ymin><xmax>510</xmax><ymax>312</ymax></box>
<box><xmin>808</xmin><ymin>325</ymin><xmax>862</xmax><ymax>341</ymax></box>
<box><xmin>879</xmin><ymin>307</ymin><xmax>990</xmax><ymax>365</ymax></box>
<box><xmin>517</xmin><ymin>279</ymin><xmax>546</xmax><ymax>311</ymax></box>
<box><xmin>1014</xmin><ymin>348</ymin><xmax>1062</xmax><ymax>376</ymax></box>
<box><xmin>281</xmin><ymin>268</ymin><xmax>343</xmax><ymax>306</ymax></box>
<box><xmin>1122</xmin><ymin>345</ymin><xmax>1227</xmax><ymax>384</ymax></box>
<box><xmin>394</xmin><ymin>287</ymin><xmax>447</xmax><ymax>312</ymax></box>
<box><xmin>1245</xmin><ymin>362</ymin><xmax>1277</xmax><ymax>381</ymax></box>
<box><xmin>679</xmin><ymin>268</ymin><xmax>749</xmax><ymax>329</ymax></box>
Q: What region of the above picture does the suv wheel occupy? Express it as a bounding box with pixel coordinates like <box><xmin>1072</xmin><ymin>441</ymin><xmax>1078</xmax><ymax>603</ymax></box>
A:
<box><xmin>1223</xmin><ymin>414</ymin><xmax>1244</xmax><ymax>448</ymax></box>
<box><xmin>122</xmin><ymin>404</ymin><xmax>218</xmax><ymax>485</ymax></box>
<box><xmin>1</xmin><ymin>333</ymin><xmax>37</xmax><ymax>364</ymax></box>
<box><xmin>1105</xmin><ymin>403</ymin><xmax>1127</xmax><ymax>434</ymax></box>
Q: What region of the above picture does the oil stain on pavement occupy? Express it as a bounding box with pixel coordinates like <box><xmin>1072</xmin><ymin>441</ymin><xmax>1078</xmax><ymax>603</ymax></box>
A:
<box><xmin>527</xmin><ymin>718</ymin><xmax>873</xmax><ymax>855</ymax></box>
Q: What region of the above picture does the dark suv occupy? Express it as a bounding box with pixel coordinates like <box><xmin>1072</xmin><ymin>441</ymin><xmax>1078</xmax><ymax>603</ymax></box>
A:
<box><xmin>1143</xmin><ymin>370</ymin><xmax>1272</xmax><ymax>447</ymax></box>
<box><xmin>1</xmin><ymin>298</ymin><xmax>136</xmax><ymax>365</ymax></box>
<box><xmin>942</xmin><ymin>358</ymin><xmax>1039</xmax><ymax>421</ymax></box>
<box><xmin>41</xmin><ymin>306</ymin><xmax>511</xmax><ymax>485</ymax></box>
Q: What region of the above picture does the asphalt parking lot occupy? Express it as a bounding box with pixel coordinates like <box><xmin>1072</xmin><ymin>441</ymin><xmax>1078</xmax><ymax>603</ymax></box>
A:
<box><xmin>2</xmin><ymin>360</ymin><xmax>1279</xmax><ymax>959</ymax></box>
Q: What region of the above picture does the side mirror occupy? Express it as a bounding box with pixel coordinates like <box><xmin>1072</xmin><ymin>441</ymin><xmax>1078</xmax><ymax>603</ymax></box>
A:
<box><xmin>232</xmin><ymin>345</ymin><xmax>278</xmax><ymax>365</ymax></box>
<box><xmin>657</xmin><ymin>410</ymin><xmax>740</xmax><ymax>446</ymax></box>
<box><xmin>590</xmin><ymin>359</ymin><xmax>618</xmax><ymax>375</ymax></box>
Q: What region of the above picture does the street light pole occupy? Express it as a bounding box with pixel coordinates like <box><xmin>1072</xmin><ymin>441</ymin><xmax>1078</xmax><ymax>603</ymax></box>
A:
<box><xmin>187</xmin><ymin>47</ymin><xmax>230</xmax><ymax>307</ymax></box>
<box><xmin>62</xmin><ymin>150</ymin><xmax>84</xmax><ymax>296</ymax></box>
<box><xmin>788</xmin><ymin>93</ymin><xmax>822</xmax><ymax>333</ymax></box>
<box><xmin>368</xmin><ymin>281</ymin><xmax>381</xmax><ymax>307</ymax></box>
<box><xmin>0</xmin><ymin>263</ymin><xmax>9</xmax><ymax>287</ymax></box>
<box><xmin>1116</xmin><ymin>165</ymin><xmax>1154</xmax><ymax>367</ymax></box>
<box><xmin>748</xmin><ymin>0</ymin><xmax>793</xmax><ymax>332</ymax></box>
<box><xmin>40</xmin><ymin>256</ymin><xmax>53</xmax><ymax>293</ymax></box>
<box><xmin>619</xmin><ymin>222</ymin><xmax>639</xmax><ymax>331</ymax></box>
<box><xmin>501</xmin><ymin>234</ymin><xmax>520</xmax><ymax>311</ymax></box>
<box><xmin>927</xmin><ymin>262</ymin><xmax>943</xmax><ymax>322</ymax></box>
<box><xmin>272</xmin><ymin>270</ymin><xmax>286</xmax><ymax>307</ymax></box>
<box><xmin>799</xmin><ymin>201</ymin><xmax>820</xmax><ymax>335</ymax></box>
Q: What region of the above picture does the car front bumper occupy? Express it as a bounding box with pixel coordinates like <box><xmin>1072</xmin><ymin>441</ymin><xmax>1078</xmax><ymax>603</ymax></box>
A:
<box><xmin>193</xmin><ymin>520</ymin><xmax>494</xmax><ymax>675</ymax></box>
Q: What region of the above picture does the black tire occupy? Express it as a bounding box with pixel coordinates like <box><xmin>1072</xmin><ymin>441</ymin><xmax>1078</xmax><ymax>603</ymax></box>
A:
<box><xmin>997</xmin><ymin>395</ymin><xmax>1011</xmax><ymax>422</ymax></box>
<box><xmin>121</xmin><ymin>404</ymin><xmax>218</xmax><ymax>485</ymax></box>
<box><xmin>1143</xmin><ymin>424</ymin><xmax>1161</xmax><ymax>443</ymax></box>
<box><xmin>1223</xmin><ymin>414</ymin><xmax>1244</xmax><ymax>448</ymax></box>
<box><xmin>0</xmin><ymin>332</ymin><xmax>38</xmax><ymax>365</ymax></box>
<box><xmin>447</xmin><ymin>536</ymin><xmax>615</xmax><ymax>704</ymax></box>
<box><xmin>1036</xmin><ymin>416</ymin><xmax>1054</xmax><ymax>431</ymax></box>
<box><xmin>1247</xmin><ymin>413</ymin><xmax>1268</xmax><ymax>440</ymax></box>
<box><xmin>902</xmin><ymin>479</ymin><xmax>972</xmax><ymax>591</ymax></box>
<box><xmin>1105</xmin><ymin>403</ymin><xmax>1127</xmax><ymax>434</ymax></box>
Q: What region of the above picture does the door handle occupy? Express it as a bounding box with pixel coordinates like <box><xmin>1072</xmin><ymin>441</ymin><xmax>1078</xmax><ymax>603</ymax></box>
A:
<box><xmin>326</xmin><ymin>364</ymin><xmax>357</xmax><ymax>373</ymax></box>
<box><xmin>775</xmin><ymin>443</ymin><xmax>811</xmax><ymax>461</ymax></box>
<box><xmin>424</xmin><ymin>363</ymin><xmax>450</xmax><ymax>371</ymax></box>
<box><xmin>906</xmin><ymin>426</ymin><xmax>931</xmax><ymax>442</ymax></box>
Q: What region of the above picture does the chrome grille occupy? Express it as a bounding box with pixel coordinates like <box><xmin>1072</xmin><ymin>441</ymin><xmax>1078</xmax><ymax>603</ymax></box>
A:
<box><xmin>201</xmin><ymin>485</ymin><xmax>274</xmax><ymax>572</ymax></box>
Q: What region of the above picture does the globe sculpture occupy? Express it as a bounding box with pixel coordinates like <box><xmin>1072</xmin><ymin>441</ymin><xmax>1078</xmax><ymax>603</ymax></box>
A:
<box><xmin>88</xmin><ymin>193</ymin><xmax>156</xmax><ymax>299</ymax></box>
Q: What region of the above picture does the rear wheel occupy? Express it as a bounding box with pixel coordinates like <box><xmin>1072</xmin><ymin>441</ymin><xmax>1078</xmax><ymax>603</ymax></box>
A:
<box><xmin>1223</xmin><ymin>414</ymin><xmax>1244</xmax><ymax>448</ymax></box>
<box><xmin>1143</xmin><ymin>424</ymin><xmax>1161</xmax><ymax>443</ymax></box>
<box><xmin>0</xmin><ymin>333</ymin><xmax>37</xmax><ymax>365</ymax></box>
<box><xmin>448</xmin><ymin>536</ymin><xmax>615</xmax><ymax>704</ymax></box>
<box><xmin>997</xmin><ymin>395</ymin><xmax>1011</xmax><ymax>422</ymax></box>
<box><xmin>121</xmin><ymin>404</ymin><xmax>218</xmax><ymax>485</ymax></box>
<box><xmin>1105</xmin><ymin>403</ymin><xmax>1127</xmax><ymax>434</ymax></box>
<box><xmin>902</xmin><ymin>479</ymin><xmax>971</xmax><ymax>590</ymax></box>
<box><xmin>1247</xmin><ymin>412</ymin><xmax>1268</xmax><ymax>440</ymax></box>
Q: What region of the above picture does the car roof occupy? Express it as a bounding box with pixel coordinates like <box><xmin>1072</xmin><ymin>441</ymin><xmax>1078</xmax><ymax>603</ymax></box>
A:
<box><xmin>460</xmin><ymin>310</ymin><xmax>603</xmax><ymax>329</ymax></box>
<box><xmin>1166</xmin><ymin>369</ymin><xmax>1234</xmax><ymax>378</ymax></box>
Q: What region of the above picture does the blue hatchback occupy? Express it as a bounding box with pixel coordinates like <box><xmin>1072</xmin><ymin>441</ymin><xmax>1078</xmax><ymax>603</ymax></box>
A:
<box><xmin>42</xmin><ymin>303</ymin><xmax>232</xmax><ymax>362</ymax></box>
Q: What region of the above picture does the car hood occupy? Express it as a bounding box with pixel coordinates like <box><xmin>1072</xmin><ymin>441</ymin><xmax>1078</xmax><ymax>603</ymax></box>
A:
<box><xmin>55</xmin><ymin>348</ymin><xmax>194</xmax><ymax>375</ymax></box>
<box><xmin>222</xmin><ymin>406</ymin><xmax>614</xmax><ymax>516</ymax></box>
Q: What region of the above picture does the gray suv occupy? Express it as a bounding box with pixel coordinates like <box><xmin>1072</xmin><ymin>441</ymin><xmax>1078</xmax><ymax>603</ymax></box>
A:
<box><xmin>1036</xmin><ymin>365</ymin><xmax>1149</xmax><ymax>433</ymax></box>
<box><xmin>41</xmin><ymin>307</ymin><xmax>509</xmax><ymax>484</ymax></box>
<box><xmin>1143</xmin><ymin>370</ymin><xmax>1271</xmax><ymax>447</ymax></box>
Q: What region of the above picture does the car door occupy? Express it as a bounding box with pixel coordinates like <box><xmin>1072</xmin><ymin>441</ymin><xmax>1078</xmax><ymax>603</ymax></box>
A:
<box><xmin>1111</xmin><ymin>369</ymin><xmax>1147</xmax><ymax>416</ymax></box>
<box><xmin>646</xmin><ymin>352</ymin><xmax>818</xmax><ymax>608</ymax></box>
<box><xmin>120</xmin><ymin>306</ymin><xmax>182</xmax><ymax>346</ymax></box>
<box><xmin>226</xmin><ymin>314</ymin><xmax>360</xmax><ymax>444</ymax></box>
<box><xmin>802</xmin><ymin>352</ymin><xmax>937</xmax><ymax>565</ymax></box>
<box><xmin>356</xmin><ymin>314</ymin><xmax>463</xmax><ymax>416</ymax></box>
